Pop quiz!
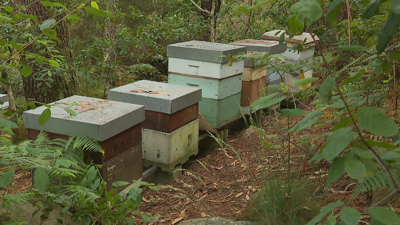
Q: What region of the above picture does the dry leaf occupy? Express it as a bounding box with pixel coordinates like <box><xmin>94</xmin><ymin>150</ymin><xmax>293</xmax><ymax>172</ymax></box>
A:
<box><xmin>180</xmin><ymin>209</ymin><xmax>186</xmax><ymax>217</ymax></box>
<box><xmin>142</xmin><ymin>196</ymin><xmax>150</xmax><ymax>203</ymax></box>
<box><xmin>245</xmin><ymin>195</ymin><xmax>250</xmax><ymax>201</ymax></box>
<box><xmin>200</xmin><ymin>212</ymin><xmax>207</xmax><ymax>218</ymax></box>
<box><xmin>77</xmin><ymin>101</ymin><xmax>89</xmax><ymax>110</ymax></box>
<box><xmin>216</xmin><ymin>166</ymin><xmax>224</xmax><ymax>170</ymax></box>
<box><xmin>172</xmin><ymin>217</ymin><xmax>183</xmax><ymax>225</ymax></box>
<box><xmin>235</xmin><ymin>192</ymin><xmax>243</xmax><ymax>198</ymax></box>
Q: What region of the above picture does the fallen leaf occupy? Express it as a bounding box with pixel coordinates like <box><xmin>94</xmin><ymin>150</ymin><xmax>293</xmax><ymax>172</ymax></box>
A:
<box><xmin>172</xmin><ymin>217</ymin><xmax>183</xmax><ymax>225</ymax></box>
<box><xmin>77</xmin><ymin>101</ymin><xmax>89</xmax><ymax>110</ymax></box>
<box><xmin>216</xmin><ymin>166</ymin><xmax>224</xmax><ymax>170</ymax></box>
<box><xmin>200</xmin><ymin>212</ymin><xmax>208</xmax><ymax>218</ymax></box>
<box><xmin>142</xmin><ymin>196</ymin><xmax>150</xmax><ymax>203</ymax></box>
<box><xmin>235</xmin><ymin>192</ymin><xmax>243</xmax><ymax>198</ymax></box>
<box><xmin>246</xmin><ymin>195</ymin><xmax>250</xmax><ymax>201</ymax></box>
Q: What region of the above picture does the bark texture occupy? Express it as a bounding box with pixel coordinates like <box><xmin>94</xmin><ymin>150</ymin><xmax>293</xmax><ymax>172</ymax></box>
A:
<box><xmin>13</xmin><ymin>0</ymin><xmax>79</xmax><ymax>103</ymax></box>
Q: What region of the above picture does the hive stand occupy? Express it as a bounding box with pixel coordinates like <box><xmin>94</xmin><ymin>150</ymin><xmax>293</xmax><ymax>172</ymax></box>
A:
<box><xmin>167</xmin><ymin>40</ymin><xmax>247</xmax><ymax>129</ymax></box>
<box><xmin>229</xmin><ymin>39</ymin><xmax>287</xmax><ymax>107</ymax></box>
<box><xmin>108</xmin><ymin>80</ymin><xmax>201</xmax><ymax>173</ymax></box>
<box><xmin>24</xmin><ymin>95</ymin><xmax>145</xmax><ymax>192</ymax></box>
<box><xmin>261</xmin><ymin>30</ymin><xmax>319</xmax><ymax>89</ymax></box>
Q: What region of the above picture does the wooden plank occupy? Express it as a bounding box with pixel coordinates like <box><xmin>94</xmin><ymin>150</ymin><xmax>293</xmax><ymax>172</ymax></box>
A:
<box><xmin>143</xmin><ymin>104</ymin><xmax>198</xmax><ymax>133</ymax></box>
<box><xmin>241</xmin><ymin>76</ymin><xmax>267</xmax><ymax>106</ymax></box>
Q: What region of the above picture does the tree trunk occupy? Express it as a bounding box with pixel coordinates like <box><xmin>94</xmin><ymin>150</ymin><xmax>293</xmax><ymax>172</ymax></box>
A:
<box><xmin>13</xmin><ymin>0</ymin><xmax>79</xmax><ymax>104</ymax></box>
<box><xmin>102</xmin><ymin>0</ymin><xmax>118</xmax><ymax>99</ymax></box>
<box><xmin>201</xmin><ymin>0</ymin><xmax>220</xmax><ymax>42</ymax></box>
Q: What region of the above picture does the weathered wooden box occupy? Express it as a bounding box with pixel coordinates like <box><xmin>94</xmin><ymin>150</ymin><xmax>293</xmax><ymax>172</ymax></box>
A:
<box><xmin>168</xmin><ymin>58</ymin><xmax>243</xmax><ymax>79</ymax></box>
<box><xmin>241</xmin><ymin>76</ymin><xmax>266</xmax><ymax>106</ymax></box>
<box><xmin>261</xmin><ymin>30</ymin><xmax>318</xmax><ymax>62</ymax></box>
<box><xmin>168</xmin><ymin>73</ymin><xmax>242</xmax><ymax>100</ymax></box>
<box><xmin>284</xmin><ymin>70</ymin><xmax>313</xmax><ymax>89</ymax></box>
<box><xmin>199</xmin><ymin>93</ymin><xmax>242</xmax><ymax>128</ymax></box>
<box><xmin>243</xmin><ymin>67</ymin><xmax>267</xmax><ymax>82</ymax></box>
<box><xmin>0</xmin><ymin>94</ymin><xmax>9</xmax><ymax>103</ymax></box>
<box><xmin>142</xmin><ymin>119</ymin><xmax>199</xmax><ymax>172</ymax></box>
<box><xmin>167</xmin><ymin>40</ymin><xmax>247</xmax><ymax>64</ymax></box>
<box><xmin>24</xmin><ymin>95</ymin><xmax>145</xmax><ymax>192</ymax></box>
<box><xmin>108</xmin><ymin>80</ymin><xmax>201</xmax><ymax>132</ymax></box>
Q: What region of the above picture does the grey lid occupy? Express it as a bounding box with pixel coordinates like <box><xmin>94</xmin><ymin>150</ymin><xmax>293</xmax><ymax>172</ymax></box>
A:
<box><xmin>108</xmin><ymin>80</ymin><xmax>202</xmax><ymax>114</ymax></box>
<box><xmin>230</xmin><ymin>39</ymin><xmax>287</xmax><ymax>54</ymax></box>
<box><xmin>0</xmin><ymin>94</ymin><xmax>9</xmax><ymax>102</ymax></box>
<box><xmin>167</xmin><ymin>40</ymin><xmax>247</xmax><ymax>63</ymax></box>
<box><xmin>24</xmin><ymin>95</ymin><xmax>145</xmax><ymax>141</ymax></box>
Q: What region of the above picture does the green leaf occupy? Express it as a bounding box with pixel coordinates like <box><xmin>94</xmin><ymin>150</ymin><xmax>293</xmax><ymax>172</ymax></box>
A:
<box><xmin>345</xmin><ymin>157</ymin><xmax>366</xmax><ymax>181</ymax></box>
<box><xmin>10</xmin><ymin>41</ymin><xmax>24</xmax><ymax>52</ymax></box>
<box><xmin>289</xmin><ymin>110</ymin><xmax>323</xmax><ymax>132</ymax></box>
<box><xmin>86</xmin><ymin>166</ymin><xmax>97</xmax><ymax>182</ymax></box>
<box><xmin>329</xmin><ymin>100</ymin><xmax>345</xmax><ymax>109</ymax></box>
<box><xmin>4</xmin><ymin>6</ymin><xmax>14</xmax><ymax>13</ymax></box>
<box><xmin>377</xmin><ymin>13</ymin><xmax>400</xmax><ymax>54</ymax></box>
<box><xmin>363</xmin><ymin>0</ymin><xmax>381</xmax><ymax>19</ymax></box>
<box><xmin>389</xmin><ymin>51</ymin><xmax>400</xmax><ymax>60</ymax></box>
<box><xmin>21</xmin><ymin>65</ymin><xmax>33</xmax><ymax>77</ymax></box>
<box><xmin>287</xmin><ymin>15</ymin><xmax>303</xmax><ymax>35</ymax></box>
<box><xmin>323</xmin><ymin>127</ymin><xmax>353</xmax><ymax>160</ymax></box>
<box><xmin>279</xmin><ymin>109</ymin><xmax>306</xmax><ymax>116</ymax></box>
<box><xmin>306</xmin><ymin>200</ymin><xmax>344</xmax><ymax>225</ymax></box>
<box><xmin>338</xmin><ymin>45</ymin><xmax>367</xmax><ymax>51</ymax></box>
<box><xmin>252</xmin><ymin>96</ymin><xmax>286</xmax><ymax>111</ymax></box>
<box><xmin>327</xmin><ymin>0</ymin><xmax>344</xmax><ymax>26</ymax></box>
<box><xmin>141</xmin><ymin>214</ymin><xmax>155</xmax><ymax>223</ymax></box>
<box><xmin>319</xmin><ymin>77</ymin><xmax>336</xmax><ymax>103</ymax></box>
<box><xmin>38</xmin><ymin>108</ymin><xmax>51</xmax><ymax>126</ymax></box>
<box><xmin>41</xmin><ymin>1</ymin><xmax>66</xmax><ymax>8</ymax></box>
<box><xmin>341</xmin><ymin>207</ymin><xmax>361</xmax><ymax>225</ymax></box>
<box><xmin>326</xmin><ymin>157</ymin><xmax>346</xmax><ymax>187</ymax></box>
<box><xmin>48</xmin><ymin>60</ymin><xmax>59</xmax><ymax>67</ymax></box>
<box><xmin>63</xmin><ymin>108</ymin><xmax>77</xmax><ymax>116</ymax></box>
<box><xmin>342</xmin><ymin>69</ymin><xmax>366</xmax><ymax>85</ymax></box>
<box><xmin>84</xmin><ymin>6</ymin><xmax>110</xmax><ymax>18</ymax></box>
<box><xmin>326</xmin><ymin>214</ymin><xmax>336</xmax><ymax>225</ymax></box>
<box><xmin>232</xmin><ymin>0</ymin><xmax>275</xmax><ymax>13</ymax></box>
<box><xmin>43</xmin><ymin>28</ymin><xmax>60</xmax><ymax>42</ymax></box>
<box><xmin>112</xmin><ymin>181</ymin><xmax>129</xmax><ymax>187</ymax></box>
<box><xmin>26</xmin><ymin>147</ymin><xmax>40</xmax><ymax>156</ymax></box>
<box><xmin>56</xmin><ymin>159</ymin><xmax>71</xmax><ymax>168</ymax></box>
<box><xmin>249</xmin><ymin>93</ymin><xmax>280</xmax><ymax>108</ymax></box>
<box><xmin>40</xmin><ymin>19</ymin><xmax>56</xmax><ymax>31</ymax></box>
<box><xmin>292</xmin><ymin>77</ymin><xmax>319</xmax><ymax>86</ymax></box>
<box><xmin>91</xmin><ymin>1</ymin><xmax>99</xmax><ymax>9</ymax></box>
<box><xmin>366</xmin><ymin>140</ymin><xmax>395</xmax><ymax>149</ymax></box>
<box><xmin>0</xmin><ymin>169</ymin><xmax>15</xmax><ymax>188</ymax></box>
<box><xmin>357</xmin><ymin>107</ymin><xmax>399</xmax><ymax>137</ymax></box>
<box><xmin>149</xmin><ymin>186</ymin><xmax>160</xmax><ymax>191</ymax></box>
<box><xmin>0</xmin><ymin>159</ymin><xmax>10</xmax><ymax>165</ymax></box>
<box><xmin>290</xmin><ymin>0</ymin><xmax>323</xmax><ymax>26</ymax></box>
<box><xmin>0</xmin><ymin>117</ymin><xmax>18</xmax><ymax>128</ymax></box>
<box><xmin>369</xmin><ymin>206</ymin><xmax>400</xmax><ymax>225</ymax></box>
<box><xmin>381</xmin><ymin>60</ymin><xmax>392</xmax><ymax>74</ymax></box>
<box><xmin>333</xmin><ymin>115</ymin><xmax>356</xmax><ymax>131</ymax></box>
<box><xmin>66</xmin><ymin>14</ymin><xmax>82</xmax><ymax>23</ymax></box>
<box><xmin>352</xmin><ymin>148</ymin><xmax>375</xmax><ymax>159</ymax></box>
<box><xmin>279</xmin><ymin>33</ymin><xmax>285</xmax><ymax>44</ymax></box>
<box><xmin>34</xmin><ymin>168</ymin><xmax>49</xmax><ymax>193</ymax></box>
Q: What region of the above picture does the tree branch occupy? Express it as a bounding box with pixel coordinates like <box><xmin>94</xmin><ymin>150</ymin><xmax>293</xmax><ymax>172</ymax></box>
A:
<box><xmin>189</xmin><ymin>0</ymin><xmax>211</xmax><ymax>15</ymax></box>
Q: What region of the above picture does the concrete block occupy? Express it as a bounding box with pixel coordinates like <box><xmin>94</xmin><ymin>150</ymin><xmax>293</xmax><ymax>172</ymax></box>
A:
<box><xmin>142</xmin><ymin>119</ymin><xmax>199</xmax><ymax>172</ymax></box>
<box><xmin>230</xmin><ymin>39</ymin><xmax>287</xmax><ymax>54</ymax></box>
<box><xmin>168</xmin><ymin>57</ymin><xmax>244</xmax><ymax>79</ymax></box>
<box><xmin>242</xmin><ymin>67</ymin><xmax>267</xmax><ymax>81</ymax></box>
<box><xmin>108</xmin><ymin>80</ymin><xmax>201</xmax><ymax>114</ymax></box>
<box><xmin>168</xmin><ymin>73</ymin><xmax>242</xmax><ymax>100</ymax></box>
<box><xmin>284</xmin><ymin>70</ymin><xmax>313</xmax><ymax>89</ymax></box>
<box><xmin>167</xmin><ymin>40</ymin><xmax>247</xmax><ymax>64</ymax></box>
<box><xmin>0</xmin><ymin>94</ymin><xmax>9</xmax><ymax>102</ymax></box>
<box><xmin>199</xmin><ymin>93</ymin><xmax>242</xmax><ymax>128</ymax></box>
<box><xmin>24</xmin><ymin>95</ymin><xmax>145</xmax><ymax>141</ymax></box>
<box><xmin>143</xmin><ymin>165</ymin><xmax>183</xmax><ymax>184</ymax></box>
<box><xmin>241</xmin><ymin>76</ymin><xmax>266</xmax><ymax>106</ymax></box>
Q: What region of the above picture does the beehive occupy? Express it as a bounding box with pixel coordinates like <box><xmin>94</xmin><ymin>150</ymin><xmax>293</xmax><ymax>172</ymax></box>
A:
<box><xmin>0</xmin><ymin>94</ymin><xmax>9</xmax><ymax>103</ymax></box>
<box><xmin>108</xmin><ymin>80</ymin><xmax>201</xmax><ymax>172</ymax></box>
<box><xmin>24</xmin><ymin>95</ymin><xmax>145</xmax><ymax>192</ymax></box>
<box><xmin>168</xmin><ymin>41</ymin><xmax>247</xmax><ymax>128</ymax></box>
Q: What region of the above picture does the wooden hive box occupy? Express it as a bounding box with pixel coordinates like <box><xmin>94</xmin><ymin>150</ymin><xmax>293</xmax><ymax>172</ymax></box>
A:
<box><xmin>108</xmin><ymin>80</ymin><xmax>201</xmax><ymax>172</ymax></box>
<box><xmin>24</xmin><ymin>95</ymin><xmax>145</xmax><ymax>192</ymax></box>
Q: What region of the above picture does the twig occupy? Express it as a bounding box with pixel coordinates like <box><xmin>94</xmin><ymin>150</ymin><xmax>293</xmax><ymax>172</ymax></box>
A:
<box><xmin>189</xmin><ymin>0</ymin><xmax>210</xmax><ymax>15</ymax></box>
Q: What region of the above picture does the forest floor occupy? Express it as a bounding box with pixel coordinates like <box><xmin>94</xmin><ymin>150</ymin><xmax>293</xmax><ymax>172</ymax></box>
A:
<box><xmin>4</xmin><ymin>94</ymin><xmax>400</xmax><ymax>225</ymax></box>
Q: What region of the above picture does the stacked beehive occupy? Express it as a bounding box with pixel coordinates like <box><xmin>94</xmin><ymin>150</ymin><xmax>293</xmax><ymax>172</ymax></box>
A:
<box><xmin>167</xmin><ymin>40</ymin><xmax>247</xmax><ymax>129</ymax></box>
<box><xmin>229</xmin><ymin>39</ymin><xmax>287</xmax><ymax>106</ymax></box>
<box><xmin>261</xmin><ymin>30</ymin><xmax>319</xmax><ymax>89</ymax></box>
<box><xmin>24</xmin><ymin>95</ymin><xmax>145</xmax><ymax>192</ymax></box>
<box><xmin>0</xmin><ymin>94</ymin><xmax>9</xmax><ymax>103</ymax></box>
<box><xmin>108</xmin><ymin>80</ymin><xmax>201</xmax><ymax>172</ymax></box>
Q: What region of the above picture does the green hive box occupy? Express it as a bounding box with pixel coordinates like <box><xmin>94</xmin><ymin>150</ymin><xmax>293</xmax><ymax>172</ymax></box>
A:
<box><xmin>199</xmin><ymin>93</ymin><xmax>242</xmax><ymax>128</ymax></box>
